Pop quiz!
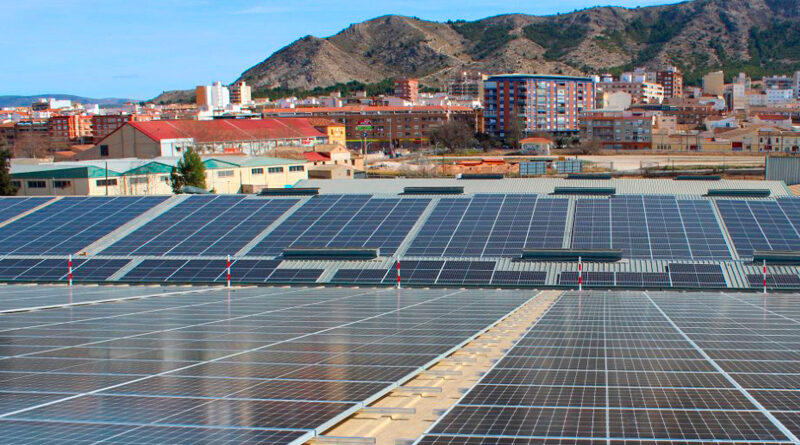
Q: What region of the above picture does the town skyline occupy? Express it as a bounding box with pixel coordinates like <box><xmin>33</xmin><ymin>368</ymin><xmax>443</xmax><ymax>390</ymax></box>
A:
<box><xmin>4</xmin><ymin>0</ymin><xmax>681</xmax><ymax>99</ymax></box>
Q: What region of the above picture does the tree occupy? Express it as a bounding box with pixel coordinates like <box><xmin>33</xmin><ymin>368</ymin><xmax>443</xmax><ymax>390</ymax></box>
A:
<box><xmin>505</xmin><ymin>112</ymin><xmax>527</xmax><ymax>150</ymax></box>
<box><xmin>425</xmin><ymin>121</ymin><xmax>475</xmax><ymax>152</ymax></box>
<box><xmin>170</xmin><ymin>148</ymin><xmax>206</xmax><ymax>194</ymax></box>
<box><xmin>13</xmin><ymin>132</ymin><xmax>51</xmax><ymax>158</ymax></box>
<box><xmin>0</xmin><ymin>149</ymin><xmax>17</xmax><ymax>196</ymax></box>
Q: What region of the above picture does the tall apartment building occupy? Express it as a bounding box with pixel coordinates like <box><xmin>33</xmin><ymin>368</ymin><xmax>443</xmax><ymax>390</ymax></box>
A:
<box><xmin>580</xmin><ymin>110</ymin><xmax>655</xmax><ymax>150</ymax></box>
<box><xmin>393</xmin><ymin>78</ymin><xmax>419</xmax><ymax>103</ymax></box>
<box><xmin>656</xmin><ymin>67</ymin><xmax>683</xmax><ymax>98</ymax></box>
<box><xmin>230</xmin><ymin>81</ymin><xmax>252</xmax><ymax>105</ymax></box>
<box><xmin>484</xmin><ymin>74</ymin><xmax>595</xmax><ymax>136</ymax></box>
<box><xmin>448</xmin><ymin>71</ymin><xmax>487</xmax><ymax>102</ymax></box>
<box><xmin>196</xmin><ymin>81</ymin><xmax>230</xmax><ymax>110</ymax></box>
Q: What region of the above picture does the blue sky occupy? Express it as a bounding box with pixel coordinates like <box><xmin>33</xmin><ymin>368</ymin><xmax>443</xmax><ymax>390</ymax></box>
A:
<box><xmin>2</xmin><ymin>0</ymin><xmax>682</xmax><ymax>100</ymax></box>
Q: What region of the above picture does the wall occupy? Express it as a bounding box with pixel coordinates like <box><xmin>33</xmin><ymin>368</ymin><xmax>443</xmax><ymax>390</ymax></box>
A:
<box><xmin>766</xmin><ymin>156</ymin><xmax>800</xmax><ymax>185</ymax></box>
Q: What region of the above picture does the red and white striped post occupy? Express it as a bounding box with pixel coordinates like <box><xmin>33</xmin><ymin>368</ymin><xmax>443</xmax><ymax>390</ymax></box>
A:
<box><xmin>762</xmin><ymin>259</ymin><xmax>767</xmax><ymax>295</ymax></box>
<box><xmin>396</xmin><ymin>259</ymin><xmax>401</xmax><ymax>289</ymax></box>
<box><xmin>578</xmin><ymin>256</ymin><xmax>582</xmax><ymax>292</ymax></box>
<box><xmin>67</xmin><ymin>255</ymin><xmax>73</xmax><ymax>287</ymax></box>
<box><xmin>226</xmin><ymin>255</ymin><xmax>232</xmax><ymax>289</ymax></box>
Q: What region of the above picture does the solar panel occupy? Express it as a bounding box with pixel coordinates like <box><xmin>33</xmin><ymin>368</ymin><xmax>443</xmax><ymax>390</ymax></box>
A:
<box><xmin>435</xmin><ymin>261</ymin><xmax>495</xmax><ymax>285</ymax></box>
<box><xmin>0</xmin><ymin>196</ymin><xmax>167</xmax><ymax>255</ymax></box>
<box><xmin>0</xmin><ymin>197</ymin><xmax>51</xmax><ymax>223</ymax></box>
<box><xmin>615</xmin><ymin>272</ymin><xmax>670</xmax><ymax>288</ymax></box>
<box><xmin>489</xmin><ymin>270</ymin><xmax>547</xmax><ymax>286</ymax></box>
<box><xmin>407</xmin><ymin>195</ymin><xmax>568</xmax><ymax>257</ymax></box>
<box><xmin>519</xmin><ymin>161</ymin><xmax>547</xmax><ymax>176</ymax></box>
<box><xmin>717</xmin><ymin>199</ymin><xmax>800</xmax><ymax>258</ymax></box>
<box><xmin>248</xmin><ymin>195</ymin><xmax>428</xmax><ymax>257</ymax></box>
<box><xmin>746</xmin><ymin>273</ymin><xmax>800</xmax><ymax>289</ymax></box>
<box><xmin>266</xmin><ymin>268</ymin><xmax>323</xmax><ymax>283</ymax></box>
<box><xmin>0</xmin><ymin>286</ymin><xmax>532</xmax><ymax>443</ymax></box>
<box><xmin>118</xmin><ymin>259</ymin><xmax>188</xmax><ymax>282</ymax></box>
<box><xmin>558</xmin><ymin>271</ymin><xmax>614</xmax><ymax>287</ymax></box>
<box><xmin>330</xmin><ymin>268</ymin><xmax>389</xmax><ymax>284</ymax></box>
<box><xmin>381</xmin><ymin>260</ymin><xmax>444</xmax><ymax>285</ymax></box>
<box><xmin>102</xmin><ymin>196</ymin><xmax>297</xmax><ymax>256</ymax></box>
<box><xmin>572</xmin><ymin>197</ymin><xmax>731</xmax><ymax>261</ymax></box>
<box><xmin>229</xmin><ymin>259</ymin><xmax>282</xmax><ymax>283</ymax></box>
<box><xmin>420</xmin><ymin>290</ymin><xmax>800</xmax><ymax>443</ymax></box>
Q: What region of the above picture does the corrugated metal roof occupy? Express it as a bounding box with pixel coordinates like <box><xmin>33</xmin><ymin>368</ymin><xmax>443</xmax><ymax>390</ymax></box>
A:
<box><xmin>297</xmin><ymin>178</ymin><xmax>791</xmax><ymax>197</ymax></box>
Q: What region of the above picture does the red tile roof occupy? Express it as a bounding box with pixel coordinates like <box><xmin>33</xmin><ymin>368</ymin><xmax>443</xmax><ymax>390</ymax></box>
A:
<box><xmin>303</xmin><ymin>152</ymin><xmax>330</xmax><ymax>162</ymax></box>
<box><xmin>128</xmin><ymin>118</ymin><xmax>326</xmax><ymax>143</ymax></box>
<box><xmin>520</xmin><ymin>137</ymin><xmax>553</xmax><ymax>144</ymax></box>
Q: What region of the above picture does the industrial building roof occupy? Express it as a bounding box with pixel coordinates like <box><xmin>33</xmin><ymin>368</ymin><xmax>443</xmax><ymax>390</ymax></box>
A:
<box><xmin>297</xmin><ymin>177</ymin><xmax>791</xmax><ymax>197</ymax></box>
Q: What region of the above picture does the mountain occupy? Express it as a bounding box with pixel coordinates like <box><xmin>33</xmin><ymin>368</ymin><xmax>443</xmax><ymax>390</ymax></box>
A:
<box><xmin>0</xmin><ymin>94</ymin><xmax>135</xmax><ymax>108</ymax></box>
<box><xmin>235</xmin><ymin>0</ymin><xmax>800</xmax><ymax>93</ymax></box>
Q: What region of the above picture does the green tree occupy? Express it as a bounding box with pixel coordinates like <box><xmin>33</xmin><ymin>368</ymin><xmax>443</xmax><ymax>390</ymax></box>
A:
<box><xmin>0</xmin><ymin>149</ymin><xmax>18</xmax><ymax>196</ymax></box>
<box><xmin>170</xmin><ymin>148</ymin><xmax>206</xmax><ymax>194</ymax></box>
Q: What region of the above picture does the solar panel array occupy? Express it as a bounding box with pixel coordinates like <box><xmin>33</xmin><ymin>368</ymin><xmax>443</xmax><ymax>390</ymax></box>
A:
<box><xmin>0</xmin><ymin>197</ymin><xmax>51</xmax><ymax>223</ymax></box>
<box><xmin>406</xmin><ymin>195</ymin><xmax>568</xmax><ymax>257</ymax></box>
<box><xmin>248</xmin><ymin>195</ymin><xmax>429</xmax><ymax>256</ymax></box>
<box><xmin>0</xmin><ymin>196</ymin><xmax>166</xmax><ymax>255</ymax></box>
<box><xmin>0</xmin><ymin>286</ymin><xmax>532</xmax><ymax>444</ymax></box>
<box><xmin>0</xmin><ymin>258</ymin><xmax>131</xmax><ymax>283</ymax></box>
<box><xmin>572</xmin><ymin>196</ymin><xmax>731</xmax><ymax>260</ymax></box>
<box><xmin>421</xmin><ymin>290</ymin><xmax>800</xmax><ymax>444</ymax></box>
<box><xmin>717</xmin><ymin>198</ymin><xmax>800</xmax><ymax>258</ymax></box>
<box><xmin>102</xmin><ymin>195</ymin><xmax>298</xmax><ymax>256</ymax></box>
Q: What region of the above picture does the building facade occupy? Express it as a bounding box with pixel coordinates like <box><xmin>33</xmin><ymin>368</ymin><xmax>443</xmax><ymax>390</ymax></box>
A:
<box><xmin>393</xmin><ymin>78</ymin><xmax>419</xmax><ymax>103</ymax></box>
<box><xmin>10</xmin><ymin>156</ymin><xmax>309</xmax><ymax>196</ymax></box>
<box><xmin>599</xmin><ymin>81</ymin><xmax>664</xmax><ymax>104</ymax></box>
<box><xmin>262</xmin><ymin>106</ymin><xmax>482</xmax><ymax>149</ymax></box>
<box><xmin>484</xmin><ymin>74</ymin><xmax>595</xmax><ymax>136</ymax></box>
<box><xmin>656</xmin><ymin>67</ymin><xmax>684</xmax><ymax>98</ymax></box>
<box><xmin>580</xmin><ymin>111</ymin><xmax>655</xmax><ymax>150</ymax></box>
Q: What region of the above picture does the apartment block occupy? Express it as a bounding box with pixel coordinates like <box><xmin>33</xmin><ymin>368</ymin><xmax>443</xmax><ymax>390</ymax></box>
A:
<box><xmin>484</xmin><ymin>74</ymin><xmax>595</xmax><ymax>136</ymax></box>
<box><xmin>600</xmin><ymin>81</ymin><xmax>664</xmax><ymax>104</ymax></box>
<box><xmin>656</xmin><ymin>67</ymin><xmax>683</xmax><ymax>98</ymax></box>
<box><xmin>393</xmin><ymin>78</ymin><xmax>419</xmax><ymax>103</ymax></box>
<box><xmin>580</xmin><ymin>110</ymin><xmax>654</xmax><ymax>150</ymax></box>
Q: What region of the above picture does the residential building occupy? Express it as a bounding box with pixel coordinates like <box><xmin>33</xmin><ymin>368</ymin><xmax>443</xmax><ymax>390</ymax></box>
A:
<box><xmin>766</xmin><ymin>87</ymin><xmax>794</xmax><ymax>105</ymax></box>
<box><xmin>723</xmin><ymin>83</ymin><xmax>747</xmax><ymax>111</ymax></box>
<box><xmin>230</xmin><ymin>81</ymin><xmax>252</xmax><ymax>105</ymax></box>
<box><xmin>656</xmin><ymin>67</ymin><xmax>683</xmax><ymax>98</ymax></box>
<box><xmin>31</xmin><ymin>98</ymin><xmax>72</xmax><ymax>111</ymax></box>
<box><xmin>84</xmin><ymin>118</ymin><xmax>329</xmax><ymax>160</ymax></box>
<box><xmin>196</xmin><ymin>81</ymin><xmax>230</xmax><ymax>110</ymax></box>
<box><xmin>702</xmin><ymin>71</ymin><xmax>725</xmax><ymax>96</ymax></box>
<box><xmin>91</xmin><ymin>114</ymin><xmax>151</xmax><ymax>143</ymax></box>
<box><xmin>10</xmin><ymin>156</ymin><xmax>309</xmax><ymax>196</ymax></box>
<box><xmin>579</xmin><ymin>110</ymin><xmax>655</xmax><ymax>150</ymax></box>
<box><xmin>600</xmin><ymin>81</ymin><xmax>664</xmax><ymax>104</ymax></box>
<box><xmin>764</xmin><ymin>76</ymin><xmax>793</xmax><ymax>91</ymax></box>
<box><xmin>49</xmin><ymin>115</ymin><xmax>92</xmax><ymax>148</ymax></box>
<box><xmin>448</xmin><ymin>71</ymin><xmax>487</xmax><ymax>102</ymax></box>
<box><xmin>393</xmin><ymin>78</ymin><xmax>419</xmax><ymax>103</ymax></box>
<box><xmin>262</xmin><ymin>106</ymin><xmax>482</xmax><ymax>149</ymax></box>
<box><xmin>794</xmin><ymin>71</ymin><xmax>800</xmax><ymax>99</ymax></box>
<box><xmin>484</xmin><ymin>74</ymin><xmax>595</xmax><ymax>136</ymax></box>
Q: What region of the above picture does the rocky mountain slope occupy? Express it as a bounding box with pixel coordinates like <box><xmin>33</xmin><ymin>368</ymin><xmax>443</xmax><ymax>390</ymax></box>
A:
<box><xmin>236</xmin><ymin>0</ymin><xmax>800</xmax><ymax>91</ymax></box>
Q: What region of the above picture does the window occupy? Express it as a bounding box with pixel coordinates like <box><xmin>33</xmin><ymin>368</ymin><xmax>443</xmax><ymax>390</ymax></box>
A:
<box><xmin>28</xmin><ymin>181</ymin><xmax>46</xmax><ymax>188</ymax></box>
<box><xmin>11</xmin><ymin>181</ymin><xmax>21</xmax><ymax>189</ymax></box>
<box><xmin>96</xmin><ymin>179</ymin><xmax>117</xmax><ymax>186</ymax></box>
<box><xmin>53</xmin><ymin>180</ymin><xmax>71</xmax><ymax>189</ymax></box>
<box><xmin>251</xmin><ymin>168</ymin><xmax>264</xmax><ymax>175</ymax></box>
<box><xmin>99</xmin><ymin>145</ymin><xmax>109</xmax><ymax>157</ymax></box>
<box><xmin>217</xmin><ymin>170</ymin><xmax>234</xmax><ymax>178</ymax></box>
<box><xmin>129</xmin><ymin>177</ymin><xmax>148</xmax><ymax>185</ymax></box>
<box><xmin>268</xmin><ymin>167</ymin><xmax>284</xmax><ymax>174</ymax></box>
<box><xmin>160</xmin><ymin>175</ymin><xmax>170</xmax><ymax>184</ymax></box>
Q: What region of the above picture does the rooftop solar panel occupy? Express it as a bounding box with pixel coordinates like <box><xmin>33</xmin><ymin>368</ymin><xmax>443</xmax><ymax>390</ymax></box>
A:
<box><xmin>247</xmin><ymin>195</ymin><xmax>429</xmax><ymax>257</ymax></box>
<box><xmin>101</xmin><ymin>196</ymin><xmax>297</xmax><ymax>256</ymax></box>
<box><xmin>717</xmin><ymin>199</ymin><xmax>800</xmax><ymax>258</ymax></box>
<box><xmin>0</xmin><ymin>286</ymin><xmax>532</xmax><ymax>443</ymax></box>
<box><xmin>0</xmin><ymin>197</ymin><xmax>51</xmax><ymax>223</ymax></box>
<box><xmin>0</xmin><ymin>196</ymin><xmax>166</xmax><ymax>255</ymax></box>
<box><xmin>407</xmin><ymin>195</ymin><xmax>568</xmax><ymax>258</ymax></box>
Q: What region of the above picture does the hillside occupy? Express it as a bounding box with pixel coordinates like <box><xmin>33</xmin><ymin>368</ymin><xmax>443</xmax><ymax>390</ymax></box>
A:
<box><xmin>0</xmin><ymin>94</ymin><xmax>134</xmax><ymax>108</ymax></box>
<box><xmin>235</xmin><ymin>0</ymin><xmax>800</xmax><ymax>93</ymax></box>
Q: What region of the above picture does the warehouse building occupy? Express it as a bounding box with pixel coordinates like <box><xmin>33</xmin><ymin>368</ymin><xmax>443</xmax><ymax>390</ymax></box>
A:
<box><xmin>10</xmin><ymin>156</ymin><xmax>308</xmax><ymax>196</ymax></box>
